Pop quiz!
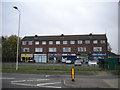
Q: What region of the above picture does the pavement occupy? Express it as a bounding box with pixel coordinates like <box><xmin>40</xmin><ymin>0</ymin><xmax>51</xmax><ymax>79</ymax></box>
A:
<box><xmin>63</xmin><ymin>71</ymin><xmax>119</xmax><ymax>88</ymax></box>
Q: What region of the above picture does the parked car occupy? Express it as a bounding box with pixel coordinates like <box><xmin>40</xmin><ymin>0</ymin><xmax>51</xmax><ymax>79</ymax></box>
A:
<box><xmin>65</xmin><ymin>60</ymin><xmax>72</xmax><ymax>64</ymax></box>
<box><xmin>74</xmin><ymin>60</ymin><xmax>82</xmax><ymax>66</ymax></box>
<box><xmin>88</xmin><ymin>60</ymin><xmax>97</xmax><ymax>66</ymax></box>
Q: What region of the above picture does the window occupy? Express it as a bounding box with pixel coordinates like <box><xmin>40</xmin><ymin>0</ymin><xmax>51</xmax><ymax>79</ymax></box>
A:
<box><xmin>35</xmin><ymin>48</ymin><xmax>42</xmax><ymax>52</ymax></box>
<box><xmin>78</xmin><ymin>40</ymin><xmax>82</xmax><ymax>44</ymax></box>
<box><xmin>63</xmin><ymin>41</ymin><xmax>67</xmax><ymax>44</ymax></box>
<box><xmin>100</xmin><ymin>40</ymin><xmax>106</xmax><ymax>44</ymax></box>
<box><xmin>49</xmin><ymin>41</ymin><xmax>53</xmax><ymax>45</ymax></box>
<box><xmin>28</xmin><ymin>41</ymin><xmax>33</xmax><ymax>45</ymax></box>
<box><xmin>93</xmin><ymin>40</ymin><xmax>98</xmax><ymax>44</ymax></box>
<box><xmin>23</xmin><ymin>48</ymin><xmax>29</xmax><ymax>52</ymax></box>
<box><xmin>78</xmin><ymin>47</ymin><xmax>86</xmax><ymax>52</ymax></box>
<box><xmin>22</xmin><ymin>41</ymin><xmax>26</xmax><ymax>45</ymax></box>
<box><xmin>49</xmin><ymin>48</ymin><xmax>56</xmax><ymax>52</ymax></box>
<box><xmin>35</xmin><ymin>41</ymin><xmax>39</xmax><ymax>45</ymax></box>
<box><xmin>42</xmin><ymin>41</ymin><xmax>46</xmax><ymax>45</ymax></box>
<box><xmin>56</xmin><ymin>41</ymin><xmax>60</xmax><ymax>44</ymax></box>
<box><xmin>85</xmin><ymin>40</ymin><xmax>90</xmax><ymax>44</ymax></box>
<box><xmin>63</xmin><ymin>47</ymin><xmax>71</xmax><ymax>52</ymax></box>
<box><xmin>93</xmin><ymin>47</ymin><xmax>102</xmax><ymax>52</ymax></box>
<box><xmin>70</xmin><ymin>41</ymin><xmax>75</xmax><ymax>44</ymax></box>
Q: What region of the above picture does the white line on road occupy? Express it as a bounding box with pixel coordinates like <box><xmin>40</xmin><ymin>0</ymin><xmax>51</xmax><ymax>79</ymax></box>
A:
<box><xmin>37</xmin><ymin>82</ymin><xmax>61</xmax><ymax>86</ymax></box>
<box><xmin>1</xmin><ymin>77</ymin><xmax>14</xmax><ymax>80</ymax></box>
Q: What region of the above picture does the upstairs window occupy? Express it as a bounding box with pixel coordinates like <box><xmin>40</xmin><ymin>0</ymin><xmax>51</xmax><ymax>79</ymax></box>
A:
<box><xmin>42</xmin><ymin>41</ymin><xmax>46</xmax><ymax>45</ymax></box>
<box><xmin>78</xmin><ymin>40</ymin><xmax>82</xmax><ymax>44</ymax></box>
<box><xmin>63</xmin><ymin>47</ymin><xmax>71</xmax><ymax>52</ymax></box>
<box><xmin>63</xmin><ymin>41</ymin><xmax>67</xmax><ymax>44</ymax></box>
<box><xmin>35</xmin><ymin>41</ymin><xmax>39</xmax><ymax>45</ymax></box>
<box><xmin>93</xmin><ymin>40</ymin><xmax>98</xmax><ymax>44</ymax></box>
<box><xmin>70</xmin><ymin>41</ymin><xmax>75</xmax><ymax>44</ymax></box>
<box><xmin>100</xmin><ymin>40</ymin><xmax>106</xmax><ymax>44</ymax></box>
<box><xmin>78</xmin><ymin>47</ymin><xmax>86</xmax><ymax>52</ymax></box>
<box><xmin>22</xmin><ymin>41</ymin><xmax>26</xmax><ymax>45</ymax></box>
<box><xmin>49</xmin><ymin>48</ymin><xmax>56</xmax><ymax>52</ymax></box>
<box><xmin>35</xmin><ymin>48</ymin><xmax>42</xmax><ymax>52</ymax></box>
<box><xmin>49</xmin><ymin>41</ymin><xmax>53</xmax><ymax>45</ymax></box>
<box><xmin>28</xmin><ymin>41</ymin><xmax>33</xmax><ymax>45</ymax></box>
<box><xmin>85</xmin><ymin>40</ymin><xmax>90</xmax><ymax>44</ymax></box>
<box><xmin>23</xmin><ymin>48</ymin><xmax>29</xmax><ymax>52</ymax></box>
<box><xmin>93</xmin><ymin>47</ymin><xmax>102</xmax><ymax>52</ymax></box>
<box><xmin>56</xmin><ymin>41</ymin><xmax>60</xmax><ymax>44</ymax></box>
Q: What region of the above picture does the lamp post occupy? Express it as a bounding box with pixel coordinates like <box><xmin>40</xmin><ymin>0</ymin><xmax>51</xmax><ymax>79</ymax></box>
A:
<box><xmin>13</xmin><ymin>6</ymin><xmax>21</xmax><ymax>70</ymax></box>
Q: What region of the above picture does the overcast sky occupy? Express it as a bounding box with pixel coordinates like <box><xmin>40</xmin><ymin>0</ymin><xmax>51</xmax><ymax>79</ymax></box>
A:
<box><xmin>2</xmin><ymin>0</ymin><xmax>119</xmax><ymax>54</ymax></box>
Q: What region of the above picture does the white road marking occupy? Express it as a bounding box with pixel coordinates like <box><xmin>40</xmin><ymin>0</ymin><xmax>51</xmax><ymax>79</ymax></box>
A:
<box><xmin>11</xmin><ymin>79</ymin><xmax>61</xmax><ymax>88</ymax></box>
<box><xmin>1</xmin><ymin>77</ymin><xmax>14</xmax><ymax>80</ymax></box>
<box><xmin>37</xmin><ymin>82</ymin><xmax>61</xmax><ymax>86</ymax></box>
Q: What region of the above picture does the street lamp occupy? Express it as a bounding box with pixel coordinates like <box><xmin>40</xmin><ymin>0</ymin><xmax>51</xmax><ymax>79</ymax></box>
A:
<box><xmin>13</xmin><ymin>6</ymin><xmax>21</xmax><ymax>70</ymax></box>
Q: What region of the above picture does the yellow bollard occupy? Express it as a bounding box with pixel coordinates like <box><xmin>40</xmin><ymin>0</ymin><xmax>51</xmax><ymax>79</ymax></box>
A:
<box><xmin>71</xmin><ymin>67</ymin><xmax>75</xmax><ymax>81</ymax></box>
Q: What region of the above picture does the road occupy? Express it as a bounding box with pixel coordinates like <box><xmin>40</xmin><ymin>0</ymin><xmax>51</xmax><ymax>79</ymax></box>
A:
<box><xmin>2</xmin><ymin>72</ymin><xmax>119</xmax><ymax>89</ymax></box>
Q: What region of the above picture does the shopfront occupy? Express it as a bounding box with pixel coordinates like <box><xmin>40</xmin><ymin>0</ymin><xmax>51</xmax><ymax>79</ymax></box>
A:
<box><xmin>34</xmin><ymin>54</ymin><xmax>47</xmax><ymax>63</ymax></box>
<box><xmin>76</xmin><ymin>54</ymin><xmax>89</xmax><ymax>63</ymax></box>
<box><xmin>62</xmin><ymin>54</ymin><xmax>76</xmax><ymax>63</ymax></box>
<box><xmin>92</xmin><ymin>54</ymin><xmax>107</xmax><ymax>61</ymax></box>
<box><xmin>21</xmin><ymin>54</ymin><xmax>34</xmax><ymax>62</ymax></box>
<box><xmin>48</xmin><ymin>54</ymin><xmax>61</xmax><ymax>63</ymax></box>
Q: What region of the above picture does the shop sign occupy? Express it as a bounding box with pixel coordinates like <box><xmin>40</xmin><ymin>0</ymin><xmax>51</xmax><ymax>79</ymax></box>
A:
<box><xmin>21</xmin><ymin>54</ymin><xmax>25</xmax><ymax>57</ymax></box>
<box><xmin>62</xmin><ymin>54</ymin><xmax>76</xmax><ymax>56</ymax></box>
<box><xmin>26</xmin><ymin>54</ymin><xmax>33</xmax><ymax>57</ymax></box>
<box><xmin>92</xmin><ymin>54</ymin><xmax>107</xmax><ymax>57</ymax></box>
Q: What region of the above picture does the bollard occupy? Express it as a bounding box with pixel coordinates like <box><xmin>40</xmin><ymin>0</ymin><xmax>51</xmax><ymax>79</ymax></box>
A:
<box><xmin>71</xmin><ymin>67</ymin><xmax>75</xmax><ymax>81</ymax></box>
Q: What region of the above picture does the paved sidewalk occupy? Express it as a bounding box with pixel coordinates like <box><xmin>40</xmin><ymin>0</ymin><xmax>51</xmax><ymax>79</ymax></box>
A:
<box><xmin>63</xmin><ymin>71</ymin><xmax>119</xmax><ymax>88</ymax></box>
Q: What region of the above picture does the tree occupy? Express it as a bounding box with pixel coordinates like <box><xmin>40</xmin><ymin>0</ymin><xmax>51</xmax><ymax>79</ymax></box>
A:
<box><xmin>2</xmin><ymin>35</ymin><xmax>21</xmax><ymax>62</ymax></box>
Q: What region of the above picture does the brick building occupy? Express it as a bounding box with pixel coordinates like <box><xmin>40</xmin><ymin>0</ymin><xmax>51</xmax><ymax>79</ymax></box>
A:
<box><xmin>21</xmin><ymin>33</ymin><xmax>107</xmax><ymax>63</ymax></box>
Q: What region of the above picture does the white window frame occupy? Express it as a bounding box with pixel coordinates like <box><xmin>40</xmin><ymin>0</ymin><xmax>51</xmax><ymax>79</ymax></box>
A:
<box><xmin>70</xmin><ymin>41</ymin><xmax>75</xmax><ymax>44</ymax></box>
<box><xmin>42</xmin><ymin>41</ymin><xmax>46</xmax><ymax>45</ymax></box>
<box><xmin>49</xmin><ymin>48</ymin><xmax>56</xmax><ymax>52</ymax></box>
<box><xmin>56</xmin><ymin>41</ymin><xmax>60</xmax><ymax>44</ymax></box>
<box><xmin>63</xmin><ymin>47</ymin><xmax>71</xmax><ymax>52</ymax></box>
<box><xmin>35</xmin><ymin>48</ymin><xmax>43</xmax><ymax>52</ymax></box>
<box><xmin>93</xmin><ymin>47</ymin><xmax>102</xmax><ymax>52</ymax></box>
<box><xmin>35</xmin><ymin>41</ymin><xmax>39</xmax><ymax>45</ymax></box>
<box><xmin>23</xmin><ymin>48</ymin><xmax>29</xmax><ymax>52</ymax></box>
<box><xmin>85</xmin><ymin>40</ymin><xmax>90</xmax><ymax>44</ymax></box>
<box><xmin>93</xmin><ymin>40</ymin><xmax>98</xmax><ymax>44</ymax></box>
<box><xmin>49</xmin><ymin>41</ymin><xmax>53</xmax><ymax>45</ymax></box>
<box><xmin>22</xmin><ymin>41</ymin><xmax>26</xmax><ymax>45</ymax></box>
<box><xmin>78</xmin><ymin>40</ymin><xmax>82</xmax><ymax>44</ymax></box>
<box><xmin>78</xmin><ymin>47</ymin><xmax>86</xmax><ymax>52</ymax></box>
<box><xmin>63</xmin><ymin>41</ymin><xmax>67</xmax><ymax>44</ymax></box>
<box><xmin>28</xmin><ymin>41</ymin><xmax>33</xmax><ymax>45</ymax></box>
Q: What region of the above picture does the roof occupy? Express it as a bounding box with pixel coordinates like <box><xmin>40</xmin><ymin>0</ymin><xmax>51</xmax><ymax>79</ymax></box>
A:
<box><xmin>22</xmin><ymin>34</ymin><xmax>107</xmax><ymax>41</ymax></box>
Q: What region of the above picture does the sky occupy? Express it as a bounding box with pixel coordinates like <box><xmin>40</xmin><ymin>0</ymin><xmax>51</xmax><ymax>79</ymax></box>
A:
<box><xmin>1</xmin><ymin>0</ymin><xmax>119</xmax><ymax>54</ymax></box>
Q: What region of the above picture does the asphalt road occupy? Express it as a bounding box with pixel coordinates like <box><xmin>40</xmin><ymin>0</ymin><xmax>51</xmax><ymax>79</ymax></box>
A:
<box><xmin>2</xmin><ymin>72</ymin><xmax>119</xmax><ymax>89</ymax></box>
